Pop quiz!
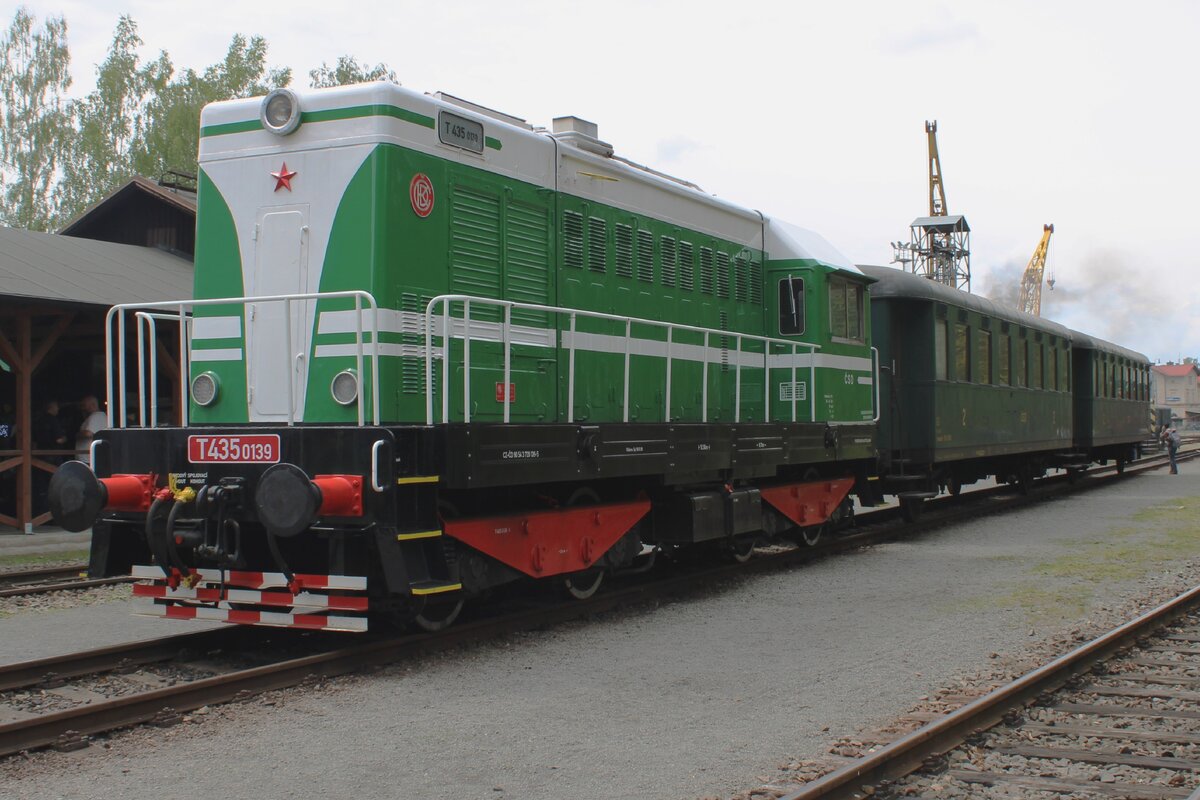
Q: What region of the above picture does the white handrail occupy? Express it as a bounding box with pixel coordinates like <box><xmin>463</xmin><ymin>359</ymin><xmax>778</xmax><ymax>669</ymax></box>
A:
<box><xmin>423</xmin><ymin>295</ymin><xmax>833</xmax><ymax>426</ymax></box>
<box><xmin>105</xmin><ymin>290</ymin><xmax>381</xmax><ymax>429</ymax></box>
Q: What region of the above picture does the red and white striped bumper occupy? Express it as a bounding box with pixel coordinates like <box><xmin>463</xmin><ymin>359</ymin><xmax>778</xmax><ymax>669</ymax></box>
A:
<box><xmin>130</xmin><ymin>565</ymin><xmax>369</xmax><ymax>632</ymax></box>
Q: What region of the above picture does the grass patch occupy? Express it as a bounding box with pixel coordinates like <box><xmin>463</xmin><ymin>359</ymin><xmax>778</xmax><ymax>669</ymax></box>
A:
<box><xmin>948</xmin><ymin>493</ymin><xmax>1200</xmax><ymax>625</ymax></box>
<box><xmin>0</xmin><ymin>548</ymin><xmax>90</xmax><ymax>569</ymax></box>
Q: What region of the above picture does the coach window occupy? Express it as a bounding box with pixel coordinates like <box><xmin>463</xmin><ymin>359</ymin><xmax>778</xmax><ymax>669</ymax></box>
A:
<box><xmin>1047</xmin><ymin>347</ymin><xmax>1057</xmax><ymax>391</ymax></box>
<box><xmin>977</xmin><ymin>329</ymin><xmax>992</xmax><ymax>383</ymax></box>
<box><xmin>829</xmin><ymin>277</ymin><xmax>865</xmax><ymax>342</ymax></box>
<box><xmin>954</xmin><ymin>323</ymin><xmax>970</xmax><ymax>381</ymax></box>
<box><xmin>778</xmin><ymin>276</ymin><xmax>805</xmax><ymax>335</ymax></box>
<box><xmin>1030</xmin><ymin>343</ymin><xmax>1042</xmax><ymax>389</ymax></box>
<box><xmin>935</xmin><ymin>320</ymin><xmax>948</xmax><ymax>380</ymax></box>
<box><xmin>998</xmin><ymin>335</ymin><xmax>1010</xmax><ymax>384</ymax></box>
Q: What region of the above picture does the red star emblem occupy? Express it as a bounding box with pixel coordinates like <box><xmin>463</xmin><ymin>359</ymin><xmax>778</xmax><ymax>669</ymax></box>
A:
<box><xmin>270</xmin><ymin>162</ymin><xmax>297</xmax><ymax>192</ymax></box>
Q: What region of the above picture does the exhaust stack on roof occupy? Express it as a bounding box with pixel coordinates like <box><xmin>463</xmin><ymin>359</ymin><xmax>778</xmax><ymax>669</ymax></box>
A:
<box><xmin>551</xmin><ymin>116</ymin><xmax>614</xmax><ymax>157</ymax></box>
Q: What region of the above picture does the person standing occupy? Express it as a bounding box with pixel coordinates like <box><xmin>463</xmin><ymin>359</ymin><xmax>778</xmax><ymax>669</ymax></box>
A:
<box><xmin>75</xmin><ymin>395</ymin><xmax>108</xmax><ymax>465</ymax></box>
<box><xmin>33</xmin><ymin>399</ymin><xmax>68</xmax><ymax>511</ymax></box>
<box><xmin>1164</xmin><ymin>427</ymin><xmax>1181</xmax><ymax>474</ymax></box>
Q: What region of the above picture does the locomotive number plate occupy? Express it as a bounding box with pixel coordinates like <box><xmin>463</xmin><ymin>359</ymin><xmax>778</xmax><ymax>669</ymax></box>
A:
<box><xmin>188</xmin><ymin>434</ymin><xmax>281</xmax><ymax>464</ymax></box>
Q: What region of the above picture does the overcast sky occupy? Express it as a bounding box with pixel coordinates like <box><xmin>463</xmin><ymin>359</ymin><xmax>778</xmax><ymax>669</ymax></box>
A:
<box><xmin>20</xmin><ymin>0</ymin><xmax>1200</xmax><ymax>362</ymax></box>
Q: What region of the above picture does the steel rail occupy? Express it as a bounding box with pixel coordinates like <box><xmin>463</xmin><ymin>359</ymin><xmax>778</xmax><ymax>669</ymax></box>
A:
<box><xmin>0</xmin><ymin>565</ymin><xmax>87</xmax><ymax>587</ymax></box>
<box><xmin>0</xmin><ymin>444</ymin><xmax>1189</xmax><ymax>758</ymax></box>
<box><xmin>0</xmin><ymin>575</ymin><xmax>132</xmax><ymax>599</ymax></box>
<box><xmin>778</xmin><ymin>582</ymin><xmax>1200</xmax><ymax>800</ymax></box>
<box><xmin>0</xmin><ymin>628</ymin><xmax>252</xmax><ymax>693</ymax></box>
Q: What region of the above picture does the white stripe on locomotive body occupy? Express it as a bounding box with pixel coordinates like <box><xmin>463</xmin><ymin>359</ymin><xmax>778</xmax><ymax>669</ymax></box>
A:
<box><xmin>312</xmin><ymin>309</ymin><xmax>873</xmax><ymax>374</ymax></box>
<box><xmin>198</xmin><ymin>82</ymin><xmax>864</xmax><ymax>422</ymax></box>
<box><xmin>192</xmin><ymin>315</ymin><xmax>242</xmax><ymax>340</ymax></box>
<box><xmin>190</xmin><ymin>348</ymin><xmax>244</xmax><ymax>363</ymax></box>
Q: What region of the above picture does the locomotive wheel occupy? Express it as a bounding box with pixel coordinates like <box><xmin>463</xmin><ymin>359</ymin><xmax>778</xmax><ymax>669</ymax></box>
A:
<box><xmin>413</xmin><ymin>596</ymin><xmax>464</xmax><ymax>632</ymax></box>
<box><xmin>728</xmin><ymin>535</ymin><xmax>756</xmax><ymax>563</ymax></box>
<box><xmin>564</xmin><ymin>570</ymin><xmax>604</xmax><ymax>600</ymax></box>
<box><xmin>946</xmin><ymin>476</ymin><xmax>962</xmax><ymax>496</ymax></box>
<box><xmin>562</xmin><ymin>487</ymin><xmax>606</xmax><ymax>600</ymax></box>
<box><xmin>1116</xmin><ymin>455</ymin><xmax>1126</xmax><ymax>475</ymax></box>
<box><xmin>900</xmin><ymin>496</ymin><xmax>924</xmax><ymax>523</ymax></box>
<box><xmin>797</xmin><ymin>468</ymin><xmax>823</xmax><ymax>546</ymax></box>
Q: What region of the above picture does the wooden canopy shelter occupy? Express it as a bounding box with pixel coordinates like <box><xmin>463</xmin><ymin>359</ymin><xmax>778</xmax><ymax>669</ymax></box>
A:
<box><xmin>0</xmin><ymin>225</ymin><xmax>193</xmax><ymax>531</ymax></box>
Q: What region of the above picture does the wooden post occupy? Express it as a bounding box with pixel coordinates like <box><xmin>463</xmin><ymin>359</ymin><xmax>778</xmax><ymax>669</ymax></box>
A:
<box><xmin>15</xmin><ymin>315</ymin><xmax>31</xmax><ymax>532</ymax></box>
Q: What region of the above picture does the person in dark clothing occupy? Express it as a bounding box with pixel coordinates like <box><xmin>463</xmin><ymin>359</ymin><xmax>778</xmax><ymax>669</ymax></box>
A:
<box><xmin>33</xmin><ymin>399</ymin><xmax>68</xmax><ymax>514</ymax></box>
<box><xmin>34</xmin><ymin>399</ymin><xmax>68</xmax><ymax>462</ymax></box>
<box><xmin>1164</xmin><ymin>427</ymin><xmax>1181</xmax><ymax>474</ymax></box>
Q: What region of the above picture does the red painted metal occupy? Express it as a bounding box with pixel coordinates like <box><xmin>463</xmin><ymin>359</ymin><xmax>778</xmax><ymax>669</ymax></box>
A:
<box><xmin>443</xmin><ymin>499</ymin><xmax>651</xmax><ymax>578</ymax></box>
<box><xmin>312</xmin><ymin>474</ymin><xmax>364</xmax><ymax>517</ymax></box>
<box><xmin>101</xmin><ymin>474</ymin><xmax>156</xmax><ymax>512</ymax></box>
<box><xmin>758</xmin><ymin>477</ymin><xmax>855</xmax><ymax>527</ymax></box>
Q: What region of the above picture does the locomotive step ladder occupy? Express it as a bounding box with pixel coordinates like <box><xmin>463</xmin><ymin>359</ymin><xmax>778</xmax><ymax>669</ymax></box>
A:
<box><xmin>392</xmin><ymin>473</ymin><xmax>462</xmax><ymax>596</ymax></box>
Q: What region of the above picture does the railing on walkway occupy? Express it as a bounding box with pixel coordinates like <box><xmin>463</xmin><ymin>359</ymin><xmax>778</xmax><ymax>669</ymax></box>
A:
<box><xmin>105</xmin><ymin>291</ymin><xmax>381</xmax><ymax>428</ymax></box>
<box><xmin>424</xmin><ymin>295</ymin><xmax>828</xmax><ymax>426</ymax></box>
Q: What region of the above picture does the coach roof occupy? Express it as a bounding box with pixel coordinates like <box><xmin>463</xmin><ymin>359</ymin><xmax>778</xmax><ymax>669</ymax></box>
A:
<box><xmin>859</xmin><ymin>264</ymin><xmax>1074</xmax><ymax>340</ymax></box>
<box><xmin>1068</xmin><ymin>331</ymin><xmax>1149</xmax><ymax>363</ymax></box>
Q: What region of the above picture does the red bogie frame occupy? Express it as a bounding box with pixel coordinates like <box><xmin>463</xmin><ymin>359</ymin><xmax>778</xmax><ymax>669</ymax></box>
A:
<box><xmin>443</xmin><ymin>500</ymin><xmax>651</xmax><ymax>579</ymax></box>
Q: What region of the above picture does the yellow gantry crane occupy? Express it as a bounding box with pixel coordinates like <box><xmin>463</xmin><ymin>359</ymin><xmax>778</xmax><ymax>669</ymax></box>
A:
<box><xmin>1019</xmin><ymin>224</ymin><xmax>1055</xmax><ymax>315</ymax></box>
<box><xmin>927</xmin><ymin>121</ymin><xmax>948</xmax><ymax>216</ymax></box>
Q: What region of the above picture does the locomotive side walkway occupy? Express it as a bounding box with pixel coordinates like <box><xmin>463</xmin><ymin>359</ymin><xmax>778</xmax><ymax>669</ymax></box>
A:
<box><xmin>2</xmin><ymin>464</ymin><xmax>1197</xmax><ymax>800</ymax></box>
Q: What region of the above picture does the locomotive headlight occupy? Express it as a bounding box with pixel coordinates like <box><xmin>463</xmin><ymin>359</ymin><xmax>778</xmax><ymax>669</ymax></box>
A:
<box><xmin>261</xmin><ymin>88</ymin><xmax>301</xmax><ymax>135</ymax></box>
<box><xmin>331</xmin><ymin>369</ymin><xmax>359</xmax><ymax>406</ymax></box>
<box><xmin>191</xmin><ymin>372</ymin><xmax>219</xmax><ymax>407</ymax></box>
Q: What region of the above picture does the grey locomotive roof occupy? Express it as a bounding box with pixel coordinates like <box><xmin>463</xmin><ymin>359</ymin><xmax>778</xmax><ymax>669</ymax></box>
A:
<box><xmin>859</xmin><ymin>264</ymin><xmax>1073</xmax><ymax>339</ymax></box>
<box><xmin>1067</xmin><ymin>331</ymin><xmax>1148</xmax><ymax>363</ymax></box>
<box><xmin>0</xmin><ymin>226</ymin><xmax>193</xmax><ymax>306</ymax></box>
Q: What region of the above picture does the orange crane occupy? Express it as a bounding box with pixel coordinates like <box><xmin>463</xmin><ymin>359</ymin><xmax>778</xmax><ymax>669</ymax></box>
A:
<box><xmin>1018</xmin><ymin>224</ymin><xmax>1054</xmax><ymax>315</ymax></box>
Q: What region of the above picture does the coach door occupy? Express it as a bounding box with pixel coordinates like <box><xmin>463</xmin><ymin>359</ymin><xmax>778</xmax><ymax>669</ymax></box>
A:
<box><xmin>247</xmin><ymin>205</ymin><xmax>311</xmax><ymax>421</ymax></box>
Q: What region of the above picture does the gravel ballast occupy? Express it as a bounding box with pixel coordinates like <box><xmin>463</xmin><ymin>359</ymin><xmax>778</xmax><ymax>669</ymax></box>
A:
<box><xmin>1</xmin><ymin>466</ymin><xmax>1197</xmax><ymax>800</ymax></box>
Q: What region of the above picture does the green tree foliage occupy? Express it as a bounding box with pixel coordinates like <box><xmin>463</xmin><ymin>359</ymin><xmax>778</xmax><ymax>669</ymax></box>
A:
<box><xmin>58</xmin><ymin>16</ymin><xmax>170</xmax><ymax>221</ymax></box>
<box><xmin>0</xmin><ymin>7</ymin><xmax>71</xmax><ymax>231</ymax></box>
<box><xmin>309</xmin><ymin>56</ymin><xmax>395</xmax><ymax>88</ymax></box>
<box><xmin>0</xmin><ymin>8</ymin><xmax>397</xmax><ymax>228</ymax></box>
<box><xmin>131</xmin><ymin>34</ymin><xmax>291</xmax><ymax>179</ymax></box>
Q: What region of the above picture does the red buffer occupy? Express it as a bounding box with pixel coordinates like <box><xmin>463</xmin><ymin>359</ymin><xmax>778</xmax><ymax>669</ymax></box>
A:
<box><xmin>101</xmin><ymin>474</ymin><xmax>156</xmax><ymax>512</ymax></box>
<box><xmin>758</xmin><ymin>477</ymin><xmax>855</xmax><ymax>527</ymax></box>
<box><xmin>443</xmin><ymin>499</ymin><xmax>651</xmax><ymax>579</ymax></box>
<box><xmin>312</xmin><ymin>474</ymin><xmax>364</xmax><ymax>517</ymax></box>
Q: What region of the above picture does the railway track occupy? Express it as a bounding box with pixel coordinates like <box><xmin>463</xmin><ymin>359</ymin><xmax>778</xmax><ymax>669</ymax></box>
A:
<box><xmin>0</xmin><ymin>565</ymin><xmax>130</xmax><ymax>599</ymax></box>
<box><xmin>0</xmin><ymin>447</ymin><xmax>1190</xmax><ymax>760</ymax></box>
<box><xmin>779</xmin><ymin>583</ymin><xmax>1200</xmax><ymax>800</ymax></box>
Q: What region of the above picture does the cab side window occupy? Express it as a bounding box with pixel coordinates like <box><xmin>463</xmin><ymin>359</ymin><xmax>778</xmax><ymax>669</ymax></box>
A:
<box><xmin>829</xmin><ymin>277</ymin><xmax>864</xmax><ymax>342</ymax></box>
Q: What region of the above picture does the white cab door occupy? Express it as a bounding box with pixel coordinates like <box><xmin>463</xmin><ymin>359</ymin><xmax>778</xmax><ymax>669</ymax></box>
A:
<box><xmin>248</xmin><ymin>205</ymin><xmax>310</xmax><ymax>420</ymax></box>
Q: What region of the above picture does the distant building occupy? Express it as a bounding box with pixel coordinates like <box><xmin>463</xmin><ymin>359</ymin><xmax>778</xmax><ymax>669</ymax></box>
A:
<box><xmin>0</xmin><ymin>174</ymin><xmax>196</xmax><ymax>531</ymax></box>
<box><xmin>1152</xmin><ymin>363</ymin><xmax>1200</xmax><ymax>427</ymax></box>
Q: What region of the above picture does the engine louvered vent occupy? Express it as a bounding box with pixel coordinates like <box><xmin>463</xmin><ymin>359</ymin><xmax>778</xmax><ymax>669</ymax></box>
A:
<box><xmin>716</xmin><ymin>251</ymin><xmax>731</xmax><ymax>300</ymax></box>
<box><xmin>679</xmin><ymin>241</ymin><xmax>694</xmax><ymax>291</ymax></box>
<box><xmin>660</xmin><ymin>236</ymin><xmax>676</xmax><ymax>287</ymax></box>
<box><xmin>638</xmin><ymin>230</ymin><xmax>656</xmax><ymax>283</ymax></box>
<box><xmin>587</xmin><ymin>216</ymin><xmax>607</xmax><ymax>273</ymax></box>
<box><xmin>699</xmin><ymin>247</ymin><xmax>714</xmax><ymax>295</ymax></box>
<box><xmin>563</xmin><ymin>211</ymin><xmax>584</xmax><ymax>269</ymax></box>
<box><xmin>615</xmin><ymin>224</ymin><xmax>633</xmax><ymax>278</ymax></box>
<box><xmin>719</xmin><ymin>311</ymin><xmax>730</xmax><ymax>372</ymax></box>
